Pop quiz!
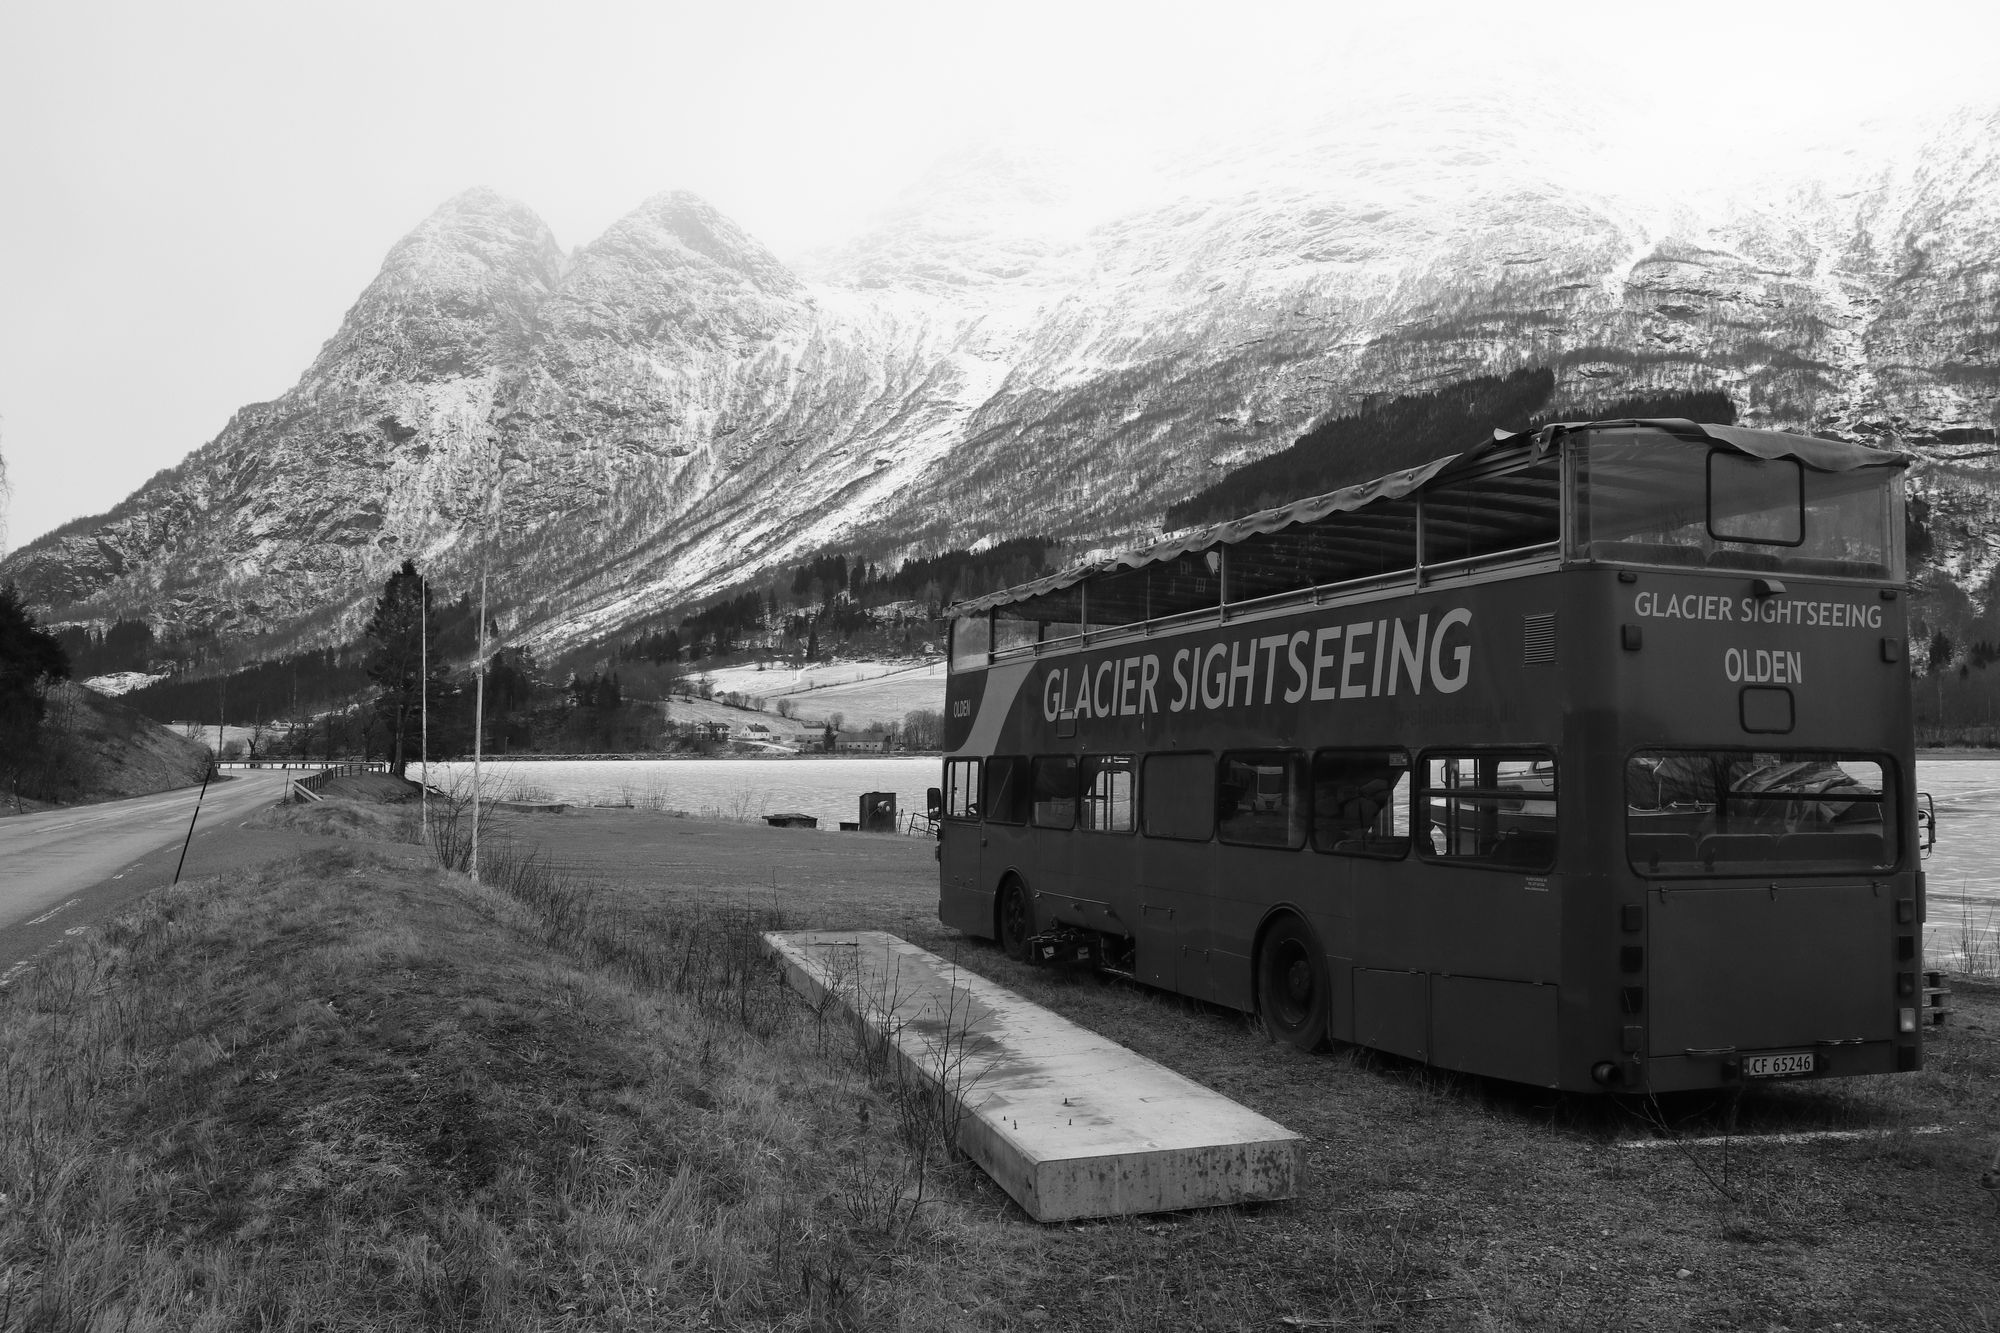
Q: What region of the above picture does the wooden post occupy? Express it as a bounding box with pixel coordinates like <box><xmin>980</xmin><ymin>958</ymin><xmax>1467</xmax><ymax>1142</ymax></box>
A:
<box><xmin>472</xmin><ymin>565</ymin><xmax>486</xmax><ymax>880</ymax></box>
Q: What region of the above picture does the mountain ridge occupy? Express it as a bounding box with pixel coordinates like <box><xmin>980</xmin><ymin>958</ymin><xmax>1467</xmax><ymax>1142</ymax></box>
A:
<box><xmin>7</xmin><ymin>95</ymin><xmax>1998</xmax><ymax>657</ymax></box>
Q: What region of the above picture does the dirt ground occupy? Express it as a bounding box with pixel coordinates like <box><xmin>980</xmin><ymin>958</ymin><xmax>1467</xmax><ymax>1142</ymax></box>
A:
<box><xmin>508</xmin><ymin>809</ymin><xmax>2000</xmax><ymax>1331</ymax></box>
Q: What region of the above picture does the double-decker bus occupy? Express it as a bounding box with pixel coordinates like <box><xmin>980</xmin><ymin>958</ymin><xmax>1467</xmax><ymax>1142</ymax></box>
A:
<box><xmin>936</xmin><ymin>418</ymin><xmax>1926</xmax><ymax>1093</ymax></box>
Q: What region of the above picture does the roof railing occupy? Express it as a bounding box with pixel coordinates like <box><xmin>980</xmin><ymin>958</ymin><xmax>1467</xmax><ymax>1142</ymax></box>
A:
<box><xmin>980</xmin><ymin>538</ymin><xmax>1563</xmax><ymax>664</ymax></box>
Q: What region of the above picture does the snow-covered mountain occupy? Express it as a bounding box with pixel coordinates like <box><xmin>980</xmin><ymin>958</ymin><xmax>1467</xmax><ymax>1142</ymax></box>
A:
<box><xmin>7</xmin><ymin>95</ymin><xmax>1998</xmax><ymax>651</ymax></box>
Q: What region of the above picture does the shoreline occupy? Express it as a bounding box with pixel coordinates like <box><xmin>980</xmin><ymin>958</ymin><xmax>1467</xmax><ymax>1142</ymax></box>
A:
<box><xmin>417</xmin><ymin>750</ymin><xmax>940</xmax><ymax>762</ymax></box>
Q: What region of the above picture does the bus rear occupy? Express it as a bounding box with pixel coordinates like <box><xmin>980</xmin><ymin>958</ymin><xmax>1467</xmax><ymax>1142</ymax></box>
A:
<box><xmin>1568</xmin><ymin>424</ymin><xmax>1919</xmax><ymax>1091</ymax></box>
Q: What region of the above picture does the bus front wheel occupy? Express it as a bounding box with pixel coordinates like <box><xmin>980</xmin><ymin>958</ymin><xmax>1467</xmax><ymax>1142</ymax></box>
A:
<box><xmin>997</xmin><ymin>877</ymin><xmax>1034</xmax><ymax>961</ymax></box>
<box><xmin>1257</xmin><ymin>915</ymin><xmax>1328</xmax><ymax>1052</ymax></box>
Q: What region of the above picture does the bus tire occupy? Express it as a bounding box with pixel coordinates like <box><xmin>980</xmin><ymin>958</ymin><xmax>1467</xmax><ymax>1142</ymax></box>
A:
<box><xmin>997</xmin><ymin>876</ymin><xmax>1035</xmax><ymax>961</ymax></box>
<box><xmin>1257</xmin><ymin>914</ymin><xmax>1329</xmax><ymax>1053</ymax></box>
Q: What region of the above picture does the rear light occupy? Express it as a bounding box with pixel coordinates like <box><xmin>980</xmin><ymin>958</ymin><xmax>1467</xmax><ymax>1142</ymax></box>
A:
<box><xmin>1898</xmin><ymin>1007</ymin><xmax>1917</xmax><ymax>1033</ymax></box>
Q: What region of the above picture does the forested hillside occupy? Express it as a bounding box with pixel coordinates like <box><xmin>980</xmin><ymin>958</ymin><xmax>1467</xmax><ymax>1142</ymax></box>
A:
<box><xmin>1165</xmin><ymin>374</ymin><xmax>1737</xmax><ymax>528</ymax></box>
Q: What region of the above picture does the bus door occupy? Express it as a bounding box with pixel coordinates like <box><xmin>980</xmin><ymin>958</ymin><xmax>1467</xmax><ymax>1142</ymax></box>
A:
<box><xmin>981</xmin><ymin>755</ymin><xmax>1039</xmax><ymax>923</ymax></box>
<box><xmin>1627</xmin><ymin>751</ymin><xmax>1900</xmax><ymax>1072</ymax></box>
<box><xmin>1132</xmin><ymin>752</ymin><xmax>1221</xmax><ymax>1000</ymax></box>
<box><xmin>938</xmin><ymin>758</ymin><xmax>985</xmax><ymax>934</ymax></box>
<box><xmin>1063</xmin><ymin>754</ymin><xmax>1139</xmax><ymax>948</ymax></box>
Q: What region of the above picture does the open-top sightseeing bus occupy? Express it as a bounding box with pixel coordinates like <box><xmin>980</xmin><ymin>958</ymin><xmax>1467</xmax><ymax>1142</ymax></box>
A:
<box><xmin>936</xmin><ymin>418</ymin><xmax>1928</xmax><ymax>1093</ymax></box>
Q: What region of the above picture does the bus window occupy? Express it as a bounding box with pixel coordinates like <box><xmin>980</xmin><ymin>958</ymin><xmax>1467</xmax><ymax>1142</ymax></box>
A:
<box><xmin>1573</xmin><ymin>427</ymin><xmax>1900</xmax><ymax>579</ymax></box>
<box><xmin>994</xmin><ymin>611</ymin><xmax>1041</xmax><ymax>655</ymax></box>
<box><xmin>1032</xmin><ymin>755</ymin><xmax>1079</xmax><ymax>829</ymax></box>
<box><xmin>944</xmin><ymin>759</ymin><xmax>980</xmax><ymax>819</ymax></box>
<box><xmin>1142</xmin><ymin>752</ymin><xmax>1215</xmax><ymax>841</ymax></box>
<box><xmin>1311</xmin><ymin>750</ymin><xmax>1411</xmax><ymax>857</ymax></box>
<box><xmin>1709</xmin><ymin>453</ymin><xmax>1802</xmax><ymax>545</ymax></box>
<box><xmin>1217</xmin><ymin>751</ymin><xmax>1308</xmax><ymax>848</ymax></box>
<box><xmin>1080</xmin><ymin>754</ymin><xmax>1134</xmax><ymax>832</ymax></box>
<box><xmin>1626</xmin><ymin>750</ymin><xmax>1894</xmax><ymax>876</ymax></box>
<box><xmin>1423</xmin><ymin>460</ymin><xmax>1561</xmax><ymax>565</ymax></box>
<box><xmin>984</xmin><ymin>755</ymin><xmax>1032</xmax><ymax>825</ymax></box>
<box><xmin>951</xmin><ymin>613</ymin><xmax>991</xmax><ymax>669</ymax></box>
<box><xmin>1420</xmin><ymin>752</ymin><xmax>1557</xmax><ymax>870</ymax></box>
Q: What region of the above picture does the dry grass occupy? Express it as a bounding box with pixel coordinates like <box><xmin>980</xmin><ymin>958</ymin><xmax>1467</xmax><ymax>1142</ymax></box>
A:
<box><xmin>0</xmin><ymin>847</ymin><xmax>1064</xmax><ymax>1330</ymax></box>
<box><xmin>1944</xmin><ymin>895</ymin><xmax>2000</xmax><ymax>980</ymax></box>
<box><xmin>525</xmin><ymin>815</ymin><xmax>2000</xmax><ymax>1332</ymax></box>
<box><xmin>250</xmin><ymin>794</ymin><xmax>420</xmax><ymax>843</ymax></box>
<box><xmin>7</xmin><ymin>807</ymin><xmax>1998</xmax><ymax>1332</ymax></box>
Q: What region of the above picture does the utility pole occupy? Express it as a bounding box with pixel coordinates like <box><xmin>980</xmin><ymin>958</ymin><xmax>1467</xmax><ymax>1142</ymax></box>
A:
<box><xmin>420</xmin><ymin>572</ymin><xmax>429</xmax><ymax>851</ymax></box>
<box><xmin>470</xmin><ymin>448</ymin><xmax>505</xmax><ymax>881</ymax></box>
<box><xmin>472</xmin><ymin>564</ymin><xmax>486</xmax><ymax>880</ymax></box>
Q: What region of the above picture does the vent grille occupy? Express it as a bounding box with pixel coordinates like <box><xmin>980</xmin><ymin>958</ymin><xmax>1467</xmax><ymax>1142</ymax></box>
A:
<box><xmin>1523</xmin><ymin>613</ymin><xmax>1557</xmax><ymax>664</ymax></box>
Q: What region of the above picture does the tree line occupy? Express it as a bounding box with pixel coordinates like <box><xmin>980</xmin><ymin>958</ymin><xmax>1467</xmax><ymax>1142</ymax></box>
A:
<box><xmin>1</xmin><ymin>582</ymin><xmax>77</xmax><ymax>803</ymax></box>
<box><xmin>610</xmin><ymin>536</ymin><xmax>1057</xmax><ymax>670</ymax></box>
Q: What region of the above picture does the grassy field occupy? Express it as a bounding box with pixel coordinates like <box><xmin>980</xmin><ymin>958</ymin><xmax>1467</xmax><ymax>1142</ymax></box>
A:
<box><xmin>3</xmin><ymin>806</ymin><xmax>1997</xmax><ymax>1330</ymax></box>
<box><xmin>701</xmin><ymin>659</ymin><xmax>947</xmax><ymax>732</ymax></box>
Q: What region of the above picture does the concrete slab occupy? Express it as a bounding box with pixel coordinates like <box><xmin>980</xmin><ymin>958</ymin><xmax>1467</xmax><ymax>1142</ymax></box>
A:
<box><xmin>762</xmin><ymin>929</ymin><xmax>1306</xmax><ymax>1222</ymax></box>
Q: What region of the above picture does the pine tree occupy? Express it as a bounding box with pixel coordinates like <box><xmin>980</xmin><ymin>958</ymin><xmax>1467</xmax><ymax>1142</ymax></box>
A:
<box><xmin>0</xmin><ymin>582</ymin><xmax>73</xmax><ymax>798</ymax></box>
<box><xmin>362</xmin><ymin>560</ymin><xmax>438</xmax><ymax>778</ymax></box>
<box><xmin>1929</xmin><ymin>629</ymin><xmax>1955</xmax><ymax>675</ymax></box>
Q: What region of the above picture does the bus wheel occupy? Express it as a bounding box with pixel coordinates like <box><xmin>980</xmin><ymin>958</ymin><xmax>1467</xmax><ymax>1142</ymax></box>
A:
<box><xmin>997</xmin><ymin>877</ymin><xmax>1034</xmax><ymax>961</ymax></box>
<box><xmin>1257</xmin><ymin>915</ymin><xmax>1328</xmax><ymax>1052</ymax></box>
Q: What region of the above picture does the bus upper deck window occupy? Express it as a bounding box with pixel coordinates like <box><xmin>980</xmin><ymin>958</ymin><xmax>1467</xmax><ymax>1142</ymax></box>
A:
<box><xmin>950</xmin><ymin>614</ymin><xmax>992</xmax><ymax>670</ymax></box>
<box><xmin>1709</xmin><ymin>453</ymin><xmax>1803</xmax><ymax>545</ymax></box>
<box><xmin>994</xmin><ymin>613</ymin><xmax>1041</xmax><ymax>655</ymax></box>
<box><xmin>1576</xmin><ymin>427</ymin><xmax>1899</xmax><ymax>579</ymax></box>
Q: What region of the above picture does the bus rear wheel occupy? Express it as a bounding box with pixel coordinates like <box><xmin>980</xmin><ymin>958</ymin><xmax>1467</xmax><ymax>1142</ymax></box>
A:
<box><xmin>997</xmin><ymin>877</ymin><xmax>1034</xmax><ymax>961</ymax></box>
<box><xmin>1257</xmin><ymin>915</ymin><xmax>1328</xmax><ymax>1052</ymax></box>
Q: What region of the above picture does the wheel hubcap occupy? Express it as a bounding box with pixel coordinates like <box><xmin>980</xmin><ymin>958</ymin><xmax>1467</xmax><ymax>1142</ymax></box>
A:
<box><xmin>1271</xmin><ymin>940</ymin><xmax>1313</xmax><ymax>1026</ymax></box>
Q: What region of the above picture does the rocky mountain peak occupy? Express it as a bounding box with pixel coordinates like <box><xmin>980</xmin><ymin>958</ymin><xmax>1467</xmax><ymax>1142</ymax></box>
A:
<box><xmin>6</xmin><ymin>99</ymin><xmax>1999</xmax><ymax>659</ymax></box>
<box><xmin>303</xmin><ymin>187</ymin><xmax>565</xmax><ymax>390</ymax></box>
<box><xmin>584</xmin><ymin>189</ymin><xmax>802</xmax><ymax>301</ymax></box>
<box><xmin>525</xmin><ymin>190</ymin><xmax>808</xmax><ymax>387</ymax></box>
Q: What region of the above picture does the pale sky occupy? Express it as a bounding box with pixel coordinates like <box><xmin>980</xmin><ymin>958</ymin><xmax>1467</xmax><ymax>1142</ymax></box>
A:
<box><xmin>2</xmin><ymin>0</ymin><xmax>1993</xmax><ymax>552</ymax></box>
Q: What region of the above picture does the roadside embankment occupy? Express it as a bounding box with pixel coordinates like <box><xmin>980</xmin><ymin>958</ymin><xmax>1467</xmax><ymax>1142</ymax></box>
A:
<box><xmin>0</xmin><ymin>838</ymin><xmax>1053</xmax><ymax>1328</ymax></box>
<box><xmin>3</xmin><ymin>683</ymin><xmax>211</xmax><ymax>815</ymax></box>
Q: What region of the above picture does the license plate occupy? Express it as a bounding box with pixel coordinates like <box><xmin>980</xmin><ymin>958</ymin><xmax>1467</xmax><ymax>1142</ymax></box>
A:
<box><xmin>1743</xmin><ymin>1052</ymin><xmax>1814</xmax><ymax>1078</ymax></box>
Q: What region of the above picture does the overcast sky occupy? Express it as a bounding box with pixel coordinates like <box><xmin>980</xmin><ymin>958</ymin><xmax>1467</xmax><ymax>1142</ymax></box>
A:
<box><xmin>2</xmin><ymin>0</ymin><xmax>1994</xmax><ymax>553</ymax></box>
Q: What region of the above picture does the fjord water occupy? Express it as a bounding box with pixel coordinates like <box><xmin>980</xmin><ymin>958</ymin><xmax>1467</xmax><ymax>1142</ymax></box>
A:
<box><xmin>420</xmin><ymin>756</ymin><xmax>940</xmax><ymax>829</ymax></box>
<box><xmin>421</xmin><ymin>756</ymin><xmax>2000</xmax><ymax>970</ymax></box>
<box><xmin>1915</xmin><ymin>759</ymin><xmax>2000</xmax><ymax>971</ymax></box>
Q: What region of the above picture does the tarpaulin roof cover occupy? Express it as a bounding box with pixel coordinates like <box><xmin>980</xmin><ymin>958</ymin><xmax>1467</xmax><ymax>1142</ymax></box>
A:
<box><xmin>1516</xmin><ymin>417</ymin><xmax>1910</xmax><ymax>474</ymax></box>
<box><xmin>950</xmin><ymin>419</ymin><xmax>1907</xmax><ymax>617</ymax></box>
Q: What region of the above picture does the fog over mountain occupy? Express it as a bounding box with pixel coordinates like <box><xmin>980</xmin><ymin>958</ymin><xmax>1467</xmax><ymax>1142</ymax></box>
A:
<box><xmin>6</xmin><ymin>95</ymin><xmax>1998</xmax><ymax>652</ymax></box>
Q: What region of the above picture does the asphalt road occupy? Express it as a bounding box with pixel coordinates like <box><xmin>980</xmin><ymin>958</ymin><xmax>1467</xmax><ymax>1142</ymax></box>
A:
<box><xmin>0</xmin><ymin>770</ymin><xmax>296</xmax><ymax>986</ymax></box>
